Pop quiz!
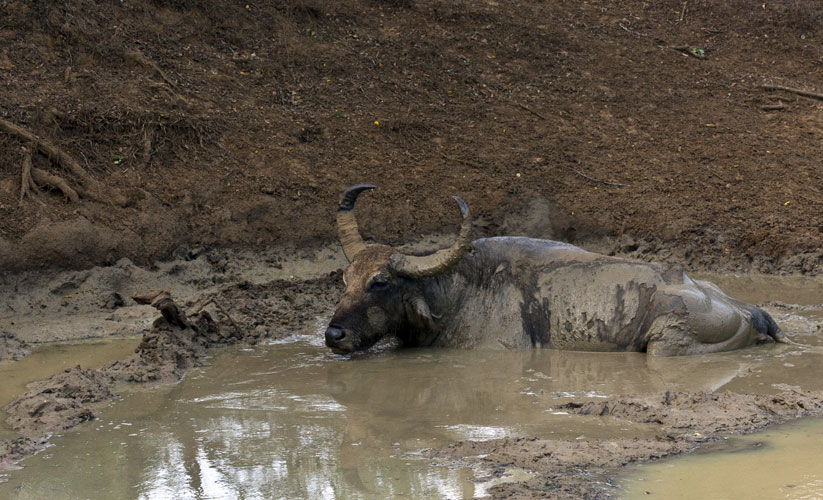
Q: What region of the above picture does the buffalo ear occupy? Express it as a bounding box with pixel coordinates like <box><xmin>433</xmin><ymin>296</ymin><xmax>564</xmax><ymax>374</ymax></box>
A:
<box><xmin>405</xmin><ymin>296</ymin><xmax>438</xmax><ymax>334</ymax></box>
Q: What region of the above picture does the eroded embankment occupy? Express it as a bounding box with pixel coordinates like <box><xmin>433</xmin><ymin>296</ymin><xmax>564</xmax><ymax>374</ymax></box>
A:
<box><xmin>0</xmin><ymin>272</ymin><xmax>342</xmax><ymax>470</ymax></box>
<box><xmin>433</xmin><ymin>390</ymin><xmax>823</xmax><ymax>499</ymax></box>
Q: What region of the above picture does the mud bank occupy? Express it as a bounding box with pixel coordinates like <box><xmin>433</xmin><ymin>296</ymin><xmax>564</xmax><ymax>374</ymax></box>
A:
<box><xmin>433</xmin><ymin>390</ymin><xmax>823</xmax><ymax>499</ymax></box>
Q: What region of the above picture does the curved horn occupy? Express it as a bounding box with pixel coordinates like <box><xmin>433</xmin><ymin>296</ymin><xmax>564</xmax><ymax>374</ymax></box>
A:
<box><xmin>337</xmin><ymin>184</ymin><xmax>376</xmax><ymax>262</ymax></box>
<box><xmin>390</xmin><ymin>196</ymin><xmax>472</xmax><ymax>278</ymax></box>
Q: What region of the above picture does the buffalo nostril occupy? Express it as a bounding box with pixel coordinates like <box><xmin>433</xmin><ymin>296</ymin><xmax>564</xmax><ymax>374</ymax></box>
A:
<box><xmin>325</xmin><ymin>326</ymin><xmax>346</xmax><ymax>345</ymax></box>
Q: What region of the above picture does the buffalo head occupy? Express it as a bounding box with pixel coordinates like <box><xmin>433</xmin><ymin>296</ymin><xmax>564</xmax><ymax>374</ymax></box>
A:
<box><xmin>324</xmin><ymin>185</ymin><xmax>472</xmax><ymax>354</ymax></box>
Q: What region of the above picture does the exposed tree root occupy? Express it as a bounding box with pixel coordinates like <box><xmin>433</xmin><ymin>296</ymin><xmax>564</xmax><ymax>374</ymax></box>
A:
<box><xmin>30</xmin><ymin>166</ymin><xmax>81</xmax><ymax>203</ymax></box>
<box><xmin>0</xmin><ymin>117</ymin><xmax>127</xmax><ymax>207</ymax></box>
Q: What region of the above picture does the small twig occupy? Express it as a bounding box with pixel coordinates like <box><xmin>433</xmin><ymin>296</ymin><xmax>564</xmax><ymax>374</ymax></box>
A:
<box><xmin>358</xmin><ymin>86</ymin><xmax>374</xmax><ymax>105</ymax></box>
<box><xmin>679</xmin><ymin>1</ymin><xmax>688</xmax><ymax>22</ymax></box>
<box><xmin>618</xmin><ymin>23</ymin><xmax>666</xmax><ymax>43</ymax></box>
<box><xmin>124</xmin><ymin>50</ymin><xmax>178</xmax><ymax>89</ymax></box>
<box><xmin>19</xmin><ymin>147</ymin><xmax>33</xmax><ymax>206</ymax></box>
<box><xmin>671</xmin><ymin>45</ymin><xmax>707</xmax><ymax>60</ymax></box>
<box><xmin>196</xmin><ymin>298</ymin><xmax>241</xmax><ymax>336</ymax></box>
<box><xmin>512</xmin><ymin>101</ymin><xmax>549</xmax><ymax>120</ymax></box>
<box><xmin>441</xmin><ymin>153</ymin><xmax>483</xmax><ymax>169</ymax></box>
<box><xmin>761</xmin><ymin>103</ymin><xmax>786</xmax><ymax>111</ymax></box>
<box><xmin>563</xmin><ymin>164</ymin><xmax>631</xmax><ymax>187</ymax></box>
<box><xmin>761</xmin><ymin>84</ymin><xmax>823</xmax><ymax>101</ymax></box>
<box><xmin>140</xmin><ymin>126</ymin><xmax>153</xmax><ymax>169</ymax></box>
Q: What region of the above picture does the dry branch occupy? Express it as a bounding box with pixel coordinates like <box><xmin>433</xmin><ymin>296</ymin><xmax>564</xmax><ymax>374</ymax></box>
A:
<box><xmin>0</xmin><ymin>117</ymin><xmax>127</xmax><ymax>206</ymax></box>
<box><xmin>30</xmin><ymin>167</ymin><xmax>80</xmax><ymax>203</ymax></box>
<box><xmin>563</xmin><ymin>164</ymin><xmax>631</xmax><ymax>187</ymax></box>
<box><xmin>518</xmin><ymin>102</ymin><xmax>548</xmax><ymax>120</ymax></box>
<box><xmin>761</xmin><ymin>84</ymin><xmax>823</xmax><ymax>101</ymax></box>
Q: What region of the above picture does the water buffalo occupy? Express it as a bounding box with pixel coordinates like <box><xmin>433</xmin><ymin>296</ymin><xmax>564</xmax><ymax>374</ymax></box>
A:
<box><xmin>325</xmin><ymin>185</ymin><xmax>785</xmax><ymax>356</ymax></box>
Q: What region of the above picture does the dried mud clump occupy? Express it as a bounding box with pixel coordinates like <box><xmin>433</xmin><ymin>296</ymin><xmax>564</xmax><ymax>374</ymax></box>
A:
<box><xmin>105</xmin><ymin>308</ymin><xmax>227</xmax><ymax>384</ymax></box>
<box><xmin>0</xmin><ymin>331</ymin><xmax>30</xmax><ymax>361</ymax></box>
<box><xmin>2</xmin><ymin>366</ymin><xmax>113</xmax><ymax>437</ymax></box>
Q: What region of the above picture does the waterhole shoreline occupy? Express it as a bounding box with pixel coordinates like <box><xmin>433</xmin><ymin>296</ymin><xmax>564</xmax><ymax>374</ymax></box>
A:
<box><xmin>2</xmin><ymin>242</ymin><xmax>823</xmax><ymax>498</ymax></box>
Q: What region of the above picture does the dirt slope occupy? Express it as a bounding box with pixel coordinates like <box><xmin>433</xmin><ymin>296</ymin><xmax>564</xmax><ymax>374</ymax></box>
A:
<box><xmin>1</xmin><ymin>0</ymin><xmax>822</xmax><ymax>271</ymax></box>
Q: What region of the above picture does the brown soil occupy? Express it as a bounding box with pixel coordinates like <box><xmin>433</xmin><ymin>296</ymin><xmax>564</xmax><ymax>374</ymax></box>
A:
<box><xmin>1</xmin><ymin>0</ymin><xmax>822</xmax><ymax>273</ymax></box>
<box><xmin>434</xmin><ymin>390</ymin><xmax>823</xmax><ymax>499</ymax></box>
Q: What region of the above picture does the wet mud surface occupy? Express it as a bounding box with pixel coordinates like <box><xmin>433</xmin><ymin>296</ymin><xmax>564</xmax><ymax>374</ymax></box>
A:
<box><xmin>0</xmin><ymin>248</ymin><xmax>345</xmax><ymax>473</ymax></box>
<box><xmin>3</xmin><ymin>250</ymin><xmax>823</xmax><ymax>496</ymax></box>
<box><xmin>2</xmin><ymin>249</ymin><xmax>823</xmax><ymax>497</ymax></box>
<box><xmin>436</xmin><ymin>390</ymin><xmax>823</xmax><ymax>499</ymax></box>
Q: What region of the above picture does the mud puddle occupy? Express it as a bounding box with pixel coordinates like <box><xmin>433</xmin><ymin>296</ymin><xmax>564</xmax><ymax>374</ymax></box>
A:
<box><xmin>0</xmin><ymin>323</ymin><xmax>798</xmax><ymax>499</ymax></box>
<box><xmin>0</xmin><ymin>271</ymin><xmax>822</xmax><ymax>498</ymax></box>
<box><xmin>619</xmin><ymin>417</ymin><xmax>823</xmax><ymax>500</ymax></box>
<box><xmin>1</xmin><ymin>332</ymin><xmax>820</xmax><ymax>498</ymax></box>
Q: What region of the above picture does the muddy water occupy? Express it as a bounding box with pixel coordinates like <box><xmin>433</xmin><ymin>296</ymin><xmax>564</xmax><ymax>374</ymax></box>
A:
<box><xmin>620</xmin><ymin>417</ymin><xmax>823</xmax><ymax>499</ymax></box>
<box><xmin>0</xmin><ymin>274</ymin><xmax>822</xmax><ymax>498</ymax></box>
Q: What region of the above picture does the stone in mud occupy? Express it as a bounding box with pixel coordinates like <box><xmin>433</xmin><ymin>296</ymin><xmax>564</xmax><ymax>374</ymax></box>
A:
<box><xmin>0</xmin><ymin>437</ymin><xmax>49</xmax><ymax>472</ymax></box>
<box><xmin>0</xmin><ymin>331</ymin><xmax>30</xmax><ymax>361</ymax></box>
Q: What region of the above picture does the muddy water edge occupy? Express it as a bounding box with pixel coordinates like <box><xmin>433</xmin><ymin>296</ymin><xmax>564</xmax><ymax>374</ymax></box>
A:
<box><xmin>1</xmin><ymin>246</ymin><xmax>823</xmax><ymax>498</ymax></box>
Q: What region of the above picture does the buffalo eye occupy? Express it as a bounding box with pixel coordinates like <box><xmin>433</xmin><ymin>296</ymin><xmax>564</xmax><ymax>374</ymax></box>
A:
<box><xmin>368</xmin><ymin>278</ymin><xmax>390</xmax><ymax>292</ymax></box>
